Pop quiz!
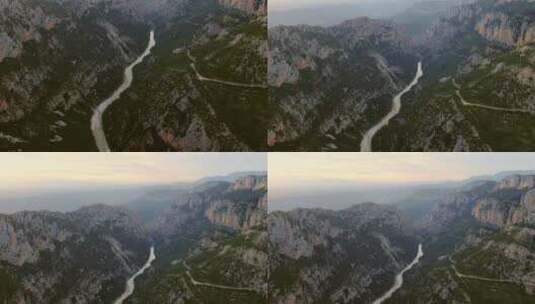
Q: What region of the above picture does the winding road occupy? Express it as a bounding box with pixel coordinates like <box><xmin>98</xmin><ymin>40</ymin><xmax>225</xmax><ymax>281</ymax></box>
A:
<box><xmin>449</xmin><ymin>256</ymin><xmax>535</xmax><ymax>286</ymax></box>
<box><xmin>183</xmin><ymin>261</ymin><xmax>256</xmax><ymax>292</ymax></box>
<box><xmin>452</xmin><ymin>79</ymin><xmax>533</xmax><ymax>114</ymax></box>
<box><xmin>187</xmin><ymin>51</ymin><xmax>266</xmax><ymax>89</ymax></box>
<box><xmin>113</xmin><ymin>246</ymin><xmax>156</xmax><ymax>304</ymax></box>
<box><xmin>361</xmin><ymin>62</ymin><xmax>424</xmax><ymax>152</ymax></box>
<box><xmin>91</xmin><ymin>30</ymin><xmax>156</xmax><ymax>152</ymax></box>
<box><xmin>372</xmin><ymin>244</ymin><xmax>424</xmax><ymax>304</ymax></box>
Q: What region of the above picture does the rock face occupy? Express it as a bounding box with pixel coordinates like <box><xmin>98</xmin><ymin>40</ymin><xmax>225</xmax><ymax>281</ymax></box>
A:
<box><xmin>0</xmin><ymin>212</ymin><xmax>70</xmax><ymax>266</ymax></box>
<box><xmin>269</xmin><ymin>203</ymin><xmax>419</xmax><ymax>304</ymax></box>
<box><xmin>0</xmin><ymin>0</ymin><xmax>151</xmax><ymax>150</ymax></box>
<box><xmin>0</xmin><ymin>205</ymin><xmax>149</xmax><ymax>303</ymax></box>
<box><xmin>475</xmin><ymin>11</ymin><xmax>535</xmax><ymax>46</ymax></box>
<box><xmin>204</xmin><ymin>176</ymin><xmax>267</xmax><ymax>231</ymax></box>
<box><xmin>126</xmin><ymin>174</ymin><xmax>268</xmax><ymax>303</ymax></box>
<box><xmin>425</xmin><ymin>0</ymin><xmax>535</xmax><ymax>49</ymax></box>
<box><xmin>218</xmin><ymin>0</ymin><xmax>267</xmax><ymax>15</ymax></box>
<box><xmin>0</xmin><ymin>173</ymin><xmax>268</xmax><ymax>303</ymax></box>
<box><xmin>269</xmin><ymin>18</ymin><xmax>418</xmax><ymax>150</ymax></box>
<box><xmin>421</xmin><ymin>181</ymin><xmax>496</xmax><ymax>232</ymax></box>
<box><xmin>494</xmin><ymin>175</ymin><xmax>535</xmax><ymax>190</ymax></box>
<box><xmin>267</xmin><ymin>0</ymin><xmax>535</xmax><ymax>152</ymax></box>
<box><xmin>470</xmin><ymin>176</ymin><xmax>535</xmax><ymax>227</ymax></box>
<box><xmin>101</xmin><ymin>0</ymin><xmax>267</xmax><ymax>152</ymax></box>
<box><xmin>153</xmin><ymin>175</ymin><xmax>267</xmax><ymax>236</ymax></box>
<box><xmin>385</xmin><ymin>173</ymin><xmax>535</xmax><ymax>302</ymax></box>
<box><xmin>231</xmin><ymin>174</ymin><xmax>267</xmax><ymax>191</ymax></box>
<box><xmin>0</xmin><ymin>0</ymin><xmax>266</xmax><ymax>152</ymax></box>
<box><xmin>423</xmin><ymin>175</ymin><xmax>535</xmax><ymax>229</ymax></box>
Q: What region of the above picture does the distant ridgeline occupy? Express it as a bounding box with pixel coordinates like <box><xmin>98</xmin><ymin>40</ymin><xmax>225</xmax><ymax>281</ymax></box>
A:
<box><xmin>268</xmin><ymin>173</ymin><xmax>535</xmax><ymax>303</ymax></box>
<box><xmin>269</xmin><ymin>0</ymin><xmax>535</xmax><ymax>152</ymax></box>
<box><xmin>0</xmin><ymin>175</ymin><xmax>267</xmax><ymax>303</ymax></box>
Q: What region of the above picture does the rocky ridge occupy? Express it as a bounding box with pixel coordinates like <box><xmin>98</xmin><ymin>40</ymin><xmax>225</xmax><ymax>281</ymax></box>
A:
<box><xmin>269</xmin><ymin>202</ymin><xmax>419</xmax><ymax>304</ymax></box>
<box><xmin>269</xmin><ymin>17</ymin><xmax>418</xmax><ymax>150</ymax></box>
<box><xmin>0</xmin><ymin>204</ymin><xmax>149</xmax><ymax>303</ymax></box>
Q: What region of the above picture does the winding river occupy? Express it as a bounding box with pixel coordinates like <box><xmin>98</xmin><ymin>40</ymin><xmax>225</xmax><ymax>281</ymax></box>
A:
<box><xmin>372</xmin><ymin>243</ymin><xmax>424</xmax><ymax>304</ymax></box>
<box><xmin>113</xmin><ymin>246</ymin><xmax>156</xmax><ymax>304</ymax></box>
<box><xmin>361</xmin><ymin>62</ymin><xmax>423</xmax><ymax>152</ymax></box>
<box><xmin>91</xmin><ymin>30</ymin><xmax>156</xmax><ymax>152</ymax></box>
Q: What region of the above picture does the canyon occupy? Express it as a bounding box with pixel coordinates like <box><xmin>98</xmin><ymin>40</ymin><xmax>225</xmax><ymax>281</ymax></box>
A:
<box><xmin>0</xmin><ymin>173</ymin><xmax>267</xmax><ymax>303</ymax></box>
<box><xmin>269</xmin><ymin>0</ymin><xmax>535</xmax><ymax>152</ymax></box>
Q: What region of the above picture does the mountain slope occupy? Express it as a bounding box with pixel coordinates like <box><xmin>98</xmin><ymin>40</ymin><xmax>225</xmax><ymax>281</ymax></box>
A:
<box><xmin>101</xmin><ymin>0</ymin><xmax>268</xmax><ymax>151</ymax></box>
<box><xmin>127</xmin><ymin>175</ymin><xmax>268</xmax><ymax>303</ymax></box>
<box><xmin>0</xmin><ymin>174</ymin><xmax>268</xmax><ymax>304</ymax></box>
<box><xmin>269</xmin><ymin>18</ymin><xmax>419</xmax><ymax>151</ymax></box>
<box><xmin>0</xmin><ymin>0</ymin><xmax>267</xmax><ymax>152</ymax></box>
<box><xmin>374</xmin><ymin>0</ymin><xmax>535</xmax><ymax>151</ymax></box>
<box><xmin>389</xmin><ymin>174</ymin><xmax>535</xmax><ymax>303</ymax></box>
<box><xmin>0</xmin><ymin>205</ymin><xmax>150</xmax><ymax>303</ymax></box>
<box><xmin>269</xmin><ymin>0</ymin><xmax>535</xmax><ymax>151</ymax></box>
<box><xmin>269</xmin><ymin>203</ymin><xmax>419</xmax><ymax>304</ymax></box>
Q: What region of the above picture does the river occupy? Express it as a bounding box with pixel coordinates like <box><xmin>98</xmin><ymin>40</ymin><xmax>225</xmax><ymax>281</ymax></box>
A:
<box><xmin>360</xmin><ymin>62</ymin><xmax>423</xmax><ymax>152</ymax></box>
<box><xmin>372</xmin><ymin>243</ymin><xmax>424</xmax><ymax>304</ymax></box>
<box><xmin>91</xmin><ymin>30</ymin><xmax>156</xmax><ymax>152</ymax></box>
<box><xmin>113</xmin><ymin>246</ymin><xmax>156</xmax><ymax>304</ymax></box>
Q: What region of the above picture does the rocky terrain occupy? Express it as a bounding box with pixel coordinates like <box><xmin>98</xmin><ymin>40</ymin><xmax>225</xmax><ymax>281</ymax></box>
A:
<box><xmin>270</xmin><ymin>0</ymin><xmax>535</xmax><ymax>151</ymax></box>
<box><xmin>101</xmin><ymin>0</ymin><xmax>268</xmax><ymax>152</ymax></box>
<box><xmin>269</xmin><ymin>172</ymin><xmax>535</xmax><ymax>303</ymax></box>
<box><xmin>269</xmin><ymin>203</ymin><xmax>419</xmax><ymax>304</ymax></box>
<box><xmin>0</xmin><ymin>205</ymin><xmax>150</xmax><ymax>303</ymax></box>
<box><xmin>125</xmin><ymin>174</ymin><xmax>268</xmax><ymax>304</ymax></box>
<box><xmin>386</xmin><ymin>173</ymin><xmax>535</xmax><ymax>303</ymax></box>
<box><xmin>268</xmin><ymin>17</ymin><xmax>418</xmax><ymax>151</ymax></box>
<box><xmin>0</xmin><ymin>0</ymin><xmax>267</xmax><ymax>151</ymax></box>
<box><xmin>0</xmin><ymin>173</ymin><xmax>268</xmax><ymax>303</ymax></box>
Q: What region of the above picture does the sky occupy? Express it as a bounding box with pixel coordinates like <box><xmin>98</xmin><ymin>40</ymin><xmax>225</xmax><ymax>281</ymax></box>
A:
<box><xmin>0</xmin><ymin>153</ymin><xmax>266</xmax><ymax>197</ymax></box>
<box><xmin>269</xmin><ymin>0</ymin><xmax>403</xmax><ymax>11</ymax></box>
<box><xmin>269</xmin><ymin>153</ymin><xmax>535</xmax><ymax>209</ymax></box>
<box><xmin>268</xmin><ymin>0</ymin><xmax>416</xmax><ymax>27</ymax></box>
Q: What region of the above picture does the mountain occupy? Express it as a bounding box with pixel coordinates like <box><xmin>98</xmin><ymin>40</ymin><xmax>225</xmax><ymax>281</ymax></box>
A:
<box><xmin>102</xmin><ymin>0</ymin><xmax>268</xmax><ymax>151</ymax></box>
<box><xmin>270</xmin><ymin>0</ymin><xmax>535</xmax><ymax>152</ymax></box>
<box><xmin>0</xmin><ymin>174</ymin><xmax>268</xmax><ymax>303</ymax></box>
<box><xmin>268</xmin><ymin>17</ymin><xmax>419</xmax><ymax>150</ymax></box>
<box><xmin>123</xmin><ymin>171</ymin><xmax>267</xmax><ymax>221</ymax></box>
<box><xmin>387</xmin><ymin>173</ymin><xmax>535</xmax><ymax>303</ymax></box>
<box><xmin>393</xmin><ymin>0</ymin><xmax>476</xmax><ymax>39</ymax></box>
<box><xmin>0</xmin><ymin>205</ymin><xmax>150</xmax><ymax>303</ymax></box>
<box><xmin>373</xmin><ymin>0</ymin><xmax>535</xmax><ymax>152</ymax></box>
<box><xmin>219</xmin><ymin>0</ymin><xmax>267</xmax><ymax>15</ymax></box>
<box><xmin>269</xmin><ymin>1</ymin><xmax>415</xmax><ymax>27</ymax></box>
<box><xmin>270</xmin><ymin>172</ymin><xmax>535</xmax><ymax>303</ymax></box>
<box><xmin>127</xmin><ymin>174</ymin><xmax>268</xmax><ymax>303</ymax></box>
<box><xmin>0</xmin><ymin>171</ymin><xmax>266</xmax><ymax>215</ymax></box>
<box><xmin>269</xmin><ymin>203</ymin><xmax>419</xmax><ymax>303</ymax></box>
<box><xmin>0</xmin><ymin>0</ymin><xmax>152</xmax><ymax>151</ymax></box>
<box><xmin>0</xmin><ymin>0</ymin><xmax>267</xmax><ymax>152</ymax></box>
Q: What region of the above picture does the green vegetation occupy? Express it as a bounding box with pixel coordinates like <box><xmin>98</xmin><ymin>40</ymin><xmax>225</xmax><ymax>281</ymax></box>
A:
<box><xmin>132</xmin><ymin>230</ymin><xmax>266</xmax><ymax>303</ymax></box>
<box><xmin>103</xmin><ymin>3</ymin><xmax>268</xmax><ymax>151</ymax></box>
<box><xmin>0</xmin><ymin>3</ymin><xmax>149</xmax><ymax>151</ymax></box>
<box><xmin>0</xmin><ymin>265</ymin><xmax>20</xmax><ymax>303</ymax></box>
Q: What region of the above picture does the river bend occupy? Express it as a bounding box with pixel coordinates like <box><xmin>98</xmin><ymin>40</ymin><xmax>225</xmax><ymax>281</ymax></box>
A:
<box><xmin>361</xmin><ymin>62</ymin><xmax>423</xmax><ymax>152</ymax></box>
<box><xmin>372</xmin><ymin>243</ymin><xmax>424</xmax><ymax>304</ymax></box>
<box><xmin>91</xmin><ymin>30</ymin><xmax>156</xmax><ymax>152</ymax></box>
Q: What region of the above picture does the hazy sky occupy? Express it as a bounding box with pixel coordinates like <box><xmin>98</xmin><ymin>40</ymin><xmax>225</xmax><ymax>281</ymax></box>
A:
<box><xmin>269</xmin><ymin>153</ymin><xmax>535</xmax><ymax>199</ymax></box>
<box><xmin>0</xmin><ymin>153</ymin><xmax>266</xmax><ymax>197</ymax></box>
<box><xmin>269</xmin><ymin>0</ymin><xmax>402</xmax><ymax>11</ymax></box>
